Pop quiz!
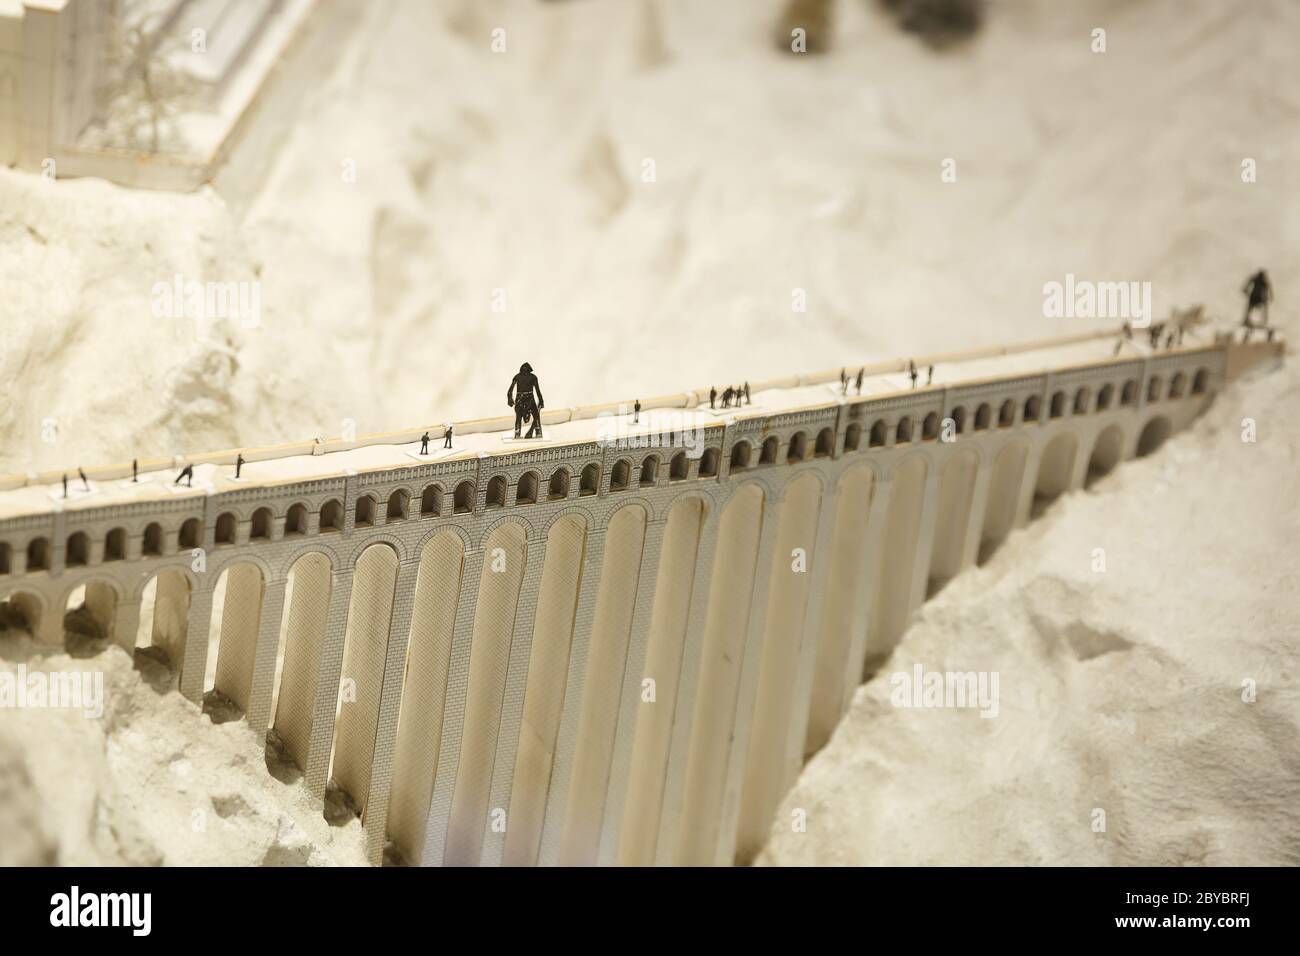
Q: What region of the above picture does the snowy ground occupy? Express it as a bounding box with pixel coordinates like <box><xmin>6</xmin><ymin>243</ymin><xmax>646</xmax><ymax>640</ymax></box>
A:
<box><xmin>760</xmin><ymin>361</ymin><xmax>1300</xmax><ymax>866</ymax></box>
<box><xmin>1</xmin><ymin>0</ymin><xmax>1297</xmax><ymax>865</ymax></box>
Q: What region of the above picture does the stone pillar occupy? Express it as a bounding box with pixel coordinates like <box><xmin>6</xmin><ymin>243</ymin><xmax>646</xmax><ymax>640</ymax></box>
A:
<box><xmin>712</xmin><ymin>486</ymin><xmax>785</xmax><ymax>866</ymax></box>
<box><xmin>777</xmin><ymin>477</ymin><xmax>840</xmax><ymax>805</ymax></box>
<box><xmin>960</xmin><ymin>454</ymin><xmax>994</xmax><ymax>572</ymax></box>
<box><xmin>421</xmin><ymin>545</ymin><xmax>484</xmax><ymax>866</ymax></box>
<box><xmin>479</xmin><ymin>532</ymin><xmax>547</xmax><ymax>867</ymax></box>
<box><xmin>113</xmin><ymin>598</ymin><xmax>141</xmax><ymax>654</ymax></box>
<box><xmin>595</xmin><ymin>516</ymin><xmax>667</xmax><ymax>866</ymax></box>
<box><xmin>652</xmin><ymin>502</ymin><xmax>721</xmax><ymax>866</ymax></box>
<box><xmin>361</xmin><ymin>559</ymin><xmax>420</xmax><ymax>866</ymax></box>
<box><xmin>907</xmin><ymin>465</ymin><xmax>943</xmax><ymax>618</ymax></box>
<box><xmin>844</xmin><ymin>474</ymin><xmax>893</xmax><ymax>693</ymax></box>
<box><xmin>179</xmin><ymin>580</ymin><xmax>215</xmax><ymax>704</ymax></box>
<box><xmin>305</xmin><ymin>570</ymin><xmax>355</xmax><ymax>799</ymax></box>
<box><xmin>244</xmin><ymin>576</ymin><xmax>288</xmax><ymax>730</ymax></box>
<box><xmin>535</xmin><ymin>526</ymin><xmax>608</xmax><ymax>866</ymax></box>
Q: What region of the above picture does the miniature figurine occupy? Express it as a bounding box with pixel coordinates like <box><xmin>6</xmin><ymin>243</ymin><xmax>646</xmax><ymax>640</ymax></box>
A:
<box><xmin>443</xmin><ymin>424</ymin><xmax>454</xmax><ymax>449</ymax></box>
<box><xmin>709</xmin><ymin>386</ymin><xmax>717</xmax><ymax>409</ymax></box>
<box><xmin>855</xmin><ymin>368</ymin><xmax>863</xmax><ymax>394</ymax></box>
<box><xmin>235</xmin><ymin>453</ymin><xmax>245</xmax><ymax>479</ymax></box>
<box><xmin>508</xmin><ymin>362</ymin><xmax>545</xmax><ymax>439</ymax></box>
<box><xmin>420</xmin><ymin>432</ymin><xmax>430</xmax><ymax>455</ymax></box>
<box><xmin>78</xmin><ymin>467</ymin><xmax>89</xmax><ymax>491</ymax></box>
<box><xmin>175</xmin><ymin>464</ymin><xmax>194</xmax><ymax>487</ymax></box>
<box><xmin>927</xmin><ymin>365</ymin><xmax>934</xmax><ymax>386</ymax></box>
<box><xmin>909</xmin><ymin>360</ymin><xmax>918</xmax><ymax>389</ymax></box>
<box><xmin>634</xmin><ymin>399</ymin><xmax>641</xmax><ymax>423</ymax></box>
<box><xmin>1241</xmin><ymin>269</ymin><xmax>1272</xmax><ymax>341</ymax></box>
<box><xmin>132</xmin><ymin>459</ymin><xmax>138</xmax><ymax>483</ymax></box>
<box><xmin>744</xmin><ymin>381</ymin><xmax>752</xmax><ymax>405</ymax></box>
<box><xmin>62</xmin><ymin>473</ymin><xmax>68</xmax><ymax>499</ymax></box>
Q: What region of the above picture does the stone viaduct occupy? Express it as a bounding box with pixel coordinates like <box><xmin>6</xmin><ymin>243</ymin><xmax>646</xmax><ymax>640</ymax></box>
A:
<box><xmin>0</xmin><ymin>331</ymin><xmax>1280</xmax><ymax>866</ymax></box>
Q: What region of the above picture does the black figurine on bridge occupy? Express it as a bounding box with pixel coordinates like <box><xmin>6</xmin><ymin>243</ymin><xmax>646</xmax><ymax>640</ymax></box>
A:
<box><xmin>420</xmin><ymin>432</ymin><xmax>430</xmax><ymax>455</ymax></box>
<box><xmin>508</xmin><ymin>362</ymin><xmax>545</xmax><ymax>439</ymax></box>
<box><xmin>1241</xmin><ymin>269</ymin><xmax>1272</xmax><ymax>341</ymax></box>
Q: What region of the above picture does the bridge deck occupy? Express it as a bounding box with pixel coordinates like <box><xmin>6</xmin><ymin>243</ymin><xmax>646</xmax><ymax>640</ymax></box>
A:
<box><xmin>0</xmin><ymin>327</ymin><xmax>1168</xmax><ymax>521</ymax></box>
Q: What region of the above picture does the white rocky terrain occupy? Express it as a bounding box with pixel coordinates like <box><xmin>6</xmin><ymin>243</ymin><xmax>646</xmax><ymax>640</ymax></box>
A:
<box><xmin>1</xmin><ymin>0</ymin><xmax>1297</xmax><ymax>865</ymax></box>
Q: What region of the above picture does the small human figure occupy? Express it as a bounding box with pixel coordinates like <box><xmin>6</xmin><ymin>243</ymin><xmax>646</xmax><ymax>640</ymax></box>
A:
<box><xmin>722</xmin><ymin>386</ymin><xmax>734</xmax><ymax>408</ymax></box>
<box><xmin>840</xmin><ymin>368</ymin><xmax>848</xmax><ymax>394</ymax></box>
<box><xmin>175</xmin><ymin>465</ymin><xmax>194</xmax><ymax>487</ymax></box>
<box><xmin>908</xmin><ymin>360</ymin><xmax>918</xmax><ymax>389</ymax></box>
<box><xmin>927</xmin><ymin>365</ymin><xmax>934</xmax><ymax>386</ymax></box>
<box><xmin>132</xmin><ymin>458</ymin><xmax>138</xmax><ymax>483</ymax></box>
<box><xmin>744</xmin><ymin>381</ymin><xmax>752</xmax><ymax>405</ymax></box>
<box><xmin>235</xmin><ymin>453</ymin><xmax>245</xmax><ymax>479</ymax></box>
<box><xmin>443</xmin><ymin>424</ymin><xmax>453</xmax><ymax>449</ymax></box>
<box><xmin>1164</xmin><ymin>331</ymin><xmax>1175</xmax><ymax>350</ymax></box>
<box><xmin>507</xmin><ymin>362</ymin><xmax>545</xmax><ymax>439</ymax></box>
<box><xmin>78</xmin><ymin>467</ymin><xmax>89</xmax><ymax>491</ymax></box>
<box><xmin>1241</xmin><ymin>269</ymin><xmax>1272</xmax><ymax>341</ymax></box>
<box><xmin>1122</xmin><ymin>320</ymin><xmax>1133</xmax><ymax>340</ymax></box>
<box><xmin>1147</xmin><ymin>322</ymin><xmax>1164</xmax><ymax>349</ymax></box>
<box><xmin>855</xmin><ymin>368</ymin><xmax>863</xmax><ymax>395</ymax></box>
<box><xmin>420</xmin><ymin>432</ymin><xmax>430</xmax><ymax>455</ymax></box>
<box><xmin>709</xmin><ymin>386</ymin><xmax>717</xmax><ymax>409</ymax></box>
<box><xmin>62</xmin><ymin>474</ymin><xmax>68</xmax><ymax>499</ymax></box>
<box><xmin>634</xmin><ymin>399</ymin><xmax>641</xmax><ymax>424</ymax></box>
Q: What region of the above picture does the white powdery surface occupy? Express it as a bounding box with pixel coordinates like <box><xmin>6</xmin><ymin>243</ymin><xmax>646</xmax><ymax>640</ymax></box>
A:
<box><xmin>759</xmin><ymin>364</ymin><xmax>1300</xmax><ymax>866</ymax></box>
<box><xmin>0</xmin><ymin>639</ymin><xmax>368</xmax><ymax>866</ymax></box>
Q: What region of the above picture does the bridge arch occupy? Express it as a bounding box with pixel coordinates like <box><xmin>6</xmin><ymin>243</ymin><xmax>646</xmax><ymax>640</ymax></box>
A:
<box><xmin>1137</xmin><ymin>415</ymin><xmax>1172</xmax><ymax>457</ymax></box>
<box><xmin>548</xmin><ymin>466</ymin><xmax>571</xmax><ymax>500</ymax></box>
<box><xmin>1086</xmin><ymin>424</ymin><xmax>1126</xmax><ymax>488</ymax></box>
<box><xmin>485</xmin><ymin>475</ymin><xmax>508</xmax><ymax>509</ymax></box>
<box><xmin>503</xmin><ymin>511</ymin><xmax>589</xmax><ymax>866</ymax></box>
<box><xmin>730</xmin><ymin>440</ymin><xmax>752</xmax><ymax>471</ymax></box>
<box><xmin>868</xmin><ymin>453</ymin><xmax>928</xmax><ymax>665</ymax></box>
<box><xmin>1097</xmin><ymin>383</ymin><xmax>1114</xmax><ymax>411</ymax></box>
<box><xmin>928</xmin><ymin>447</ymin><xmax>979</xmax><ymax>598</ymax></box>
<box><xmin>974</xmin><ymin>403</ymin><xmax>992</xmax><ymax>430</ymax></box>
<box><xmin>674</xmin><ymin>481</ymin><xmax>766</xmax><ymax>865</ymax></box>
<box><xmin>619</xmin><ymin>493</ymin><xmax>707</xmax><ymax>865</ymax></box>
<box><xmin>445</xmin><ymin>520</ymin><xmax>529</xmax><ymax>866</ymax></box>
<box><xmin>387</xmin><ymin>529</ymin><xmax>465</xmax><ymax>864</ymax></box>
<box><xmin>105</xmin><ymin>527</ymin><xmax>127</xmax><ymax>561</ymax></box>
<box><xmin>65</xmin><ymin>531</ymin><xmax>89</xmax><ymax>567</ymax></box>
<box><xmin>805</xmin><ymin>462</ymin><xmax>875</xmax><ymax>756</ymax></box>
<box><xmin>610</xmin><ymin>459</ymin><xmax>632</xmax><ymax>492</ymax></box>
<box><xmin>669</xmin><ymin>450</ymin><xmax>689</xmax><ymax>481</ymax></box>
<box><xmin>453</xmin><ymin>481</ymin><xmax>475</xmax><ymax>514</ymax></box>
<box><xmin>329</xmin><ymin>542</ymin><xmax>402</xmax><ymax>820</ymax></box>
<box><xmin>0</xmin><ymin>589</ymin><xmax>46</xmax><ymax>639</ymax></box>
<box><xmin>477</xmin><ymin>514</ymin><xmax>533</xmax><ymax>550</ymax></box>
<box><xmin>419</xmin><ymin>483</ymin><xmax>443</xmax><ymax>517</ymax></box>
<box><xmin>788</xmin><ymin>431</ymin><xmax>808</xmax><ymax>461</ymax></box>
<box><xmin>142</xmin><ymin>521</ymin><xmax>165</xmax><ymax>555</ymax></box>
<box><xmin>978</xmin><ymin>438</ymin><xmax>1030</xmax><ymax>565</ymax></box>
<box><xmin>736</xmin><ymin>471</ymin><xmax>823</xmax><ymax>864</ymax></box>
<box><xmin>515</xmin><ymin>471</ymin><xmax>539</xmax><ymax>505</ymax></box>
<box><xmin>208</xmin><ymin>560</ymin><xmax>268</xmax><ymax>717</ymax></box>
<box><xmin>759</xmin><ymin>435</ymin><xmax>779</xmax><ymax>464</ymax></box>
<box><xmin>579</xmin><ymin>462</ymin><xmax>601</xmax><ymax>496</ymax></box>
<box><xmin>869</xmin><ymin>420</ymin><xmax>887</xmax><ymax>447</ymax></box>
<box><xmin>1031</xmin><ymin>430</ymin><xmax>1080</xmax><ymax>518</ymax></box>
<box><xmin>386</xmin><ymin>488</ymin><xmax>411</xmax><ymax>521</ymax></box>
<box><xmin>560</xmin><ymin>502</ymin><xmax>649</xmax><ymax>865</ymax></box>
<box><xmin>844</xmin><ymin>421</ymin><xmax>862</xmax><ymax>452</ymax></box>
<box><xmin>639</xmin><ymin>455</ymin><xmax>660</xmax><ymax>487</ymax></box>
<box><xmin>272</xmin><ymin>551</ymin><xmax>335</xmax><ymax>768</ymax></box>
<box><xmin>284</xmin><ymin>502</ymin><xmax>309</xmax><ymax>535</ymax></box>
